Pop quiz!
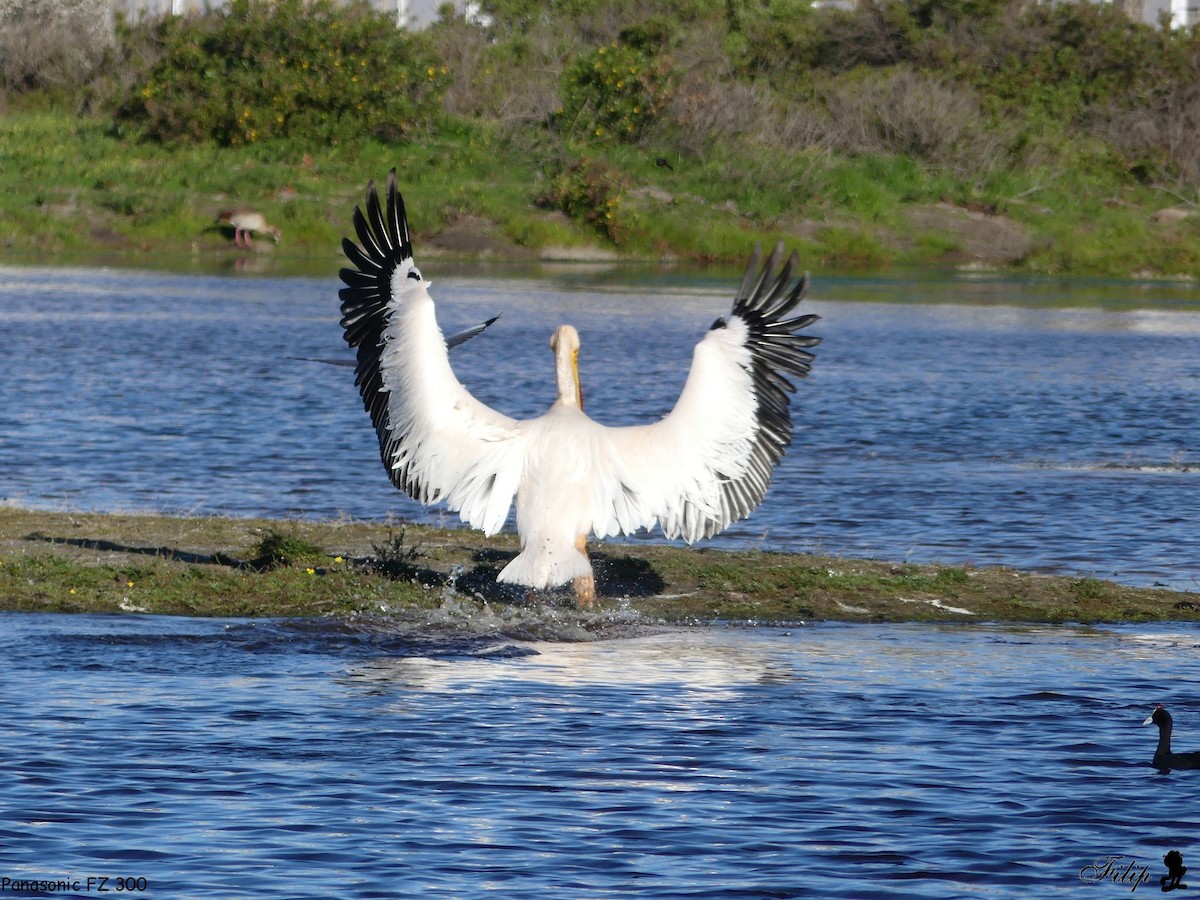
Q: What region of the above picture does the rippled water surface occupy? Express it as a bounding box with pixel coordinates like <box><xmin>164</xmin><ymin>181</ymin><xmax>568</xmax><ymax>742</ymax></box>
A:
<box><xmin>1</xmin><ymin>262</ymin><xmax>1196</xmax><ymax>588</ymax></box>
<box><xmin>4</xmin><ymin>614</ymin><xmax>1200</xmax><ymax>898</ymax></box>
<box><xmin>3</xmin><ymin>262</ymin><xmax>1199</xmax><ymax>896</ymax></box>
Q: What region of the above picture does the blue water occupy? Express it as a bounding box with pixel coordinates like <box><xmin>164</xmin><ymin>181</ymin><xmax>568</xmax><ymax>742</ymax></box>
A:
<box><xmin>0</xmin><ymin>263</ymin><xmax>1197</xmax><ymax>590</ymax></box>
<box><xmin>3</xmin><ymin>613</ymin><xmax>1199</xmax><ymax>898</ymax></box>
<box><xmin>2</xmin><ymin>263</ymin><xmax>1200</xmax><ymax>897</ymax></box>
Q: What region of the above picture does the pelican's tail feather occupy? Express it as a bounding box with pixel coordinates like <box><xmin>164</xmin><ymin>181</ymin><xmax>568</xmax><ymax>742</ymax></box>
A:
<box><xmin>497</xmin><ymin>546</ymin><xmax>593</xmax><ymax>591</ymax></box>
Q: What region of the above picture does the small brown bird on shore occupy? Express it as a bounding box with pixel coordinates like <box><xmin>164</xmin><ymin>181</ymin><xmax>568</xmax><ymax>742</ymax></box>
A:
<box><xmin>216</xmin><ymin>209</ymin><xmax>281</xmax><ymax>248</ymax></box>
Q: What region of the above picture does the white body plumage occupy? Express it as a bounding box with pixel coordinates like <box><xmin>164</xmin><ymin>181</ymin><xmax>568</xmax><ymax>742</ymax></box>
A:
<box><xmin>339</xmin><ymin>171</ymin><xmax>820</xmax><ymax>604</ymax></box>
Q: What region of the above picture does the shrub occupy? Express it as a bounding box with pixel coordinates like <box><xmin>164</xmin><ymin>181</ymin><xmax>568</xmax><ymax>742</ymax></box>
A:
<box><xmin>537</xmin><ymin>155</ymin><xmax>629</xmax><ymax>243</ymax></box>
<box><xmin>369</xmin><ymin>527</ymin><xmax>426</xmax><ymax>580</ymax></box>
<box><xmin>249</xmin><ymin>528</ymin><xmax>326</xmax><ymax>570</ymax></box>
<box><xmin>120</xmin><ymin>0</ymin><xmax>448</xmax><ymax>146</ymax></box>
<box><xmin>555</xmin><ymin>38</ymin><xmax>674</xmax><ymax>143</ymax></box>
<box><xmin>816</xmin><ymin>67</ymin><xmax>1011</xmax><ymax>176</ymax></box>
<box><xmin>670</xmin><ymin>64</ymin><xmax>1008</xmax><ymax>181</ymax></box>
<box><xmin>956</xmin><ymin>2</ymin><xmax>1169</xmax><ymax>116</ymax></box>
<box><xmin>0</xmin><ymin>0</ymin><xmax>114</xmax><ymax>96</ymax></box>
<box><xmin>670</xmin><ymin>77</ymin><xmax>778</xmax><ymax>155</ymax></box>
<box><xmin>1089</xmin><ymin>84</ymin><xmax>1200</xmax><ymax>193</ymax></box>
<box><xmin>943</xmin><ymin>1</ymin><xmax>1200</xmax><ymax>189</ymax></box>
<box><xmin>428</xmin><ymin>9</ymin><xmax>562</xmax><ymax>129</ymax></box>
<box><xmin>733</xmin><ymin>0</ymin><xmax>917</xmax><ymax>80</ymax></box>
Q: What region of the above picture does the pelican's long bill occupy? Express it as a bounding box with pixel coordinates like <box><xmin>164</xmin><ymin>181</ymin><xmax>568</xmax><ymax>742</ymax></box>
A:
<box><xmin>338</xmin><ymin>169</ymin><xmax>821</xmax><ymax>607</ymax></box>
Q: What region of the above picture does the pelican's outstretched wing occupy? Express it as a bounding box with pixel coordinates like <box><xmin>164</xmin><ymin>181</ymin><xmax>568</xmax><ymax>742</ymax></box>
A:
<box><xmin>338</xmin><ymin>171</ymin><xmax>523</xmax><ymax>535</ymax></box>
<box><xmin>598</xmin><ymin>243</ymin><xmax>820</xmax><ymax>542</ymax></box>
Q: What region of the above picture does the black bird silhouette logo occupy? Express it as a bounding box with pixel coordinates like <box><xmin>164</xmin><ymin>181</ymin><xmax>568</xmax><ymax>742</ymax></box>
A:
<box><xmin>1162</xmin><ymin>850</ymin><xmax>1187</xmax><ymax>892</ymax></box>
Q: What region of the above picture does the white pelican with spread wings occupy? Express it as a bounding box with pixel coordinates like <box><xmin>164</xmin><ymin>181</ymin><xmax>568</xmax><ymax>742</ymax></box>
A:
<box><xmin>339</xmin><ymin>170</ymin><xmax>821</xmax><ymax>607</ymax></box>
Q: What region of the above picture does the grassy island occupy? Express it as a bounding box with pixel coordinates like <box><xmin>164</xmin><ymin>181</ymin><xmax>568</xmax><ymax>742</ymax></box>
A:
<box><xmin>1</xmin><ymin>507</ymin><xmax>1196</xmax><ymax>625</ymax></box>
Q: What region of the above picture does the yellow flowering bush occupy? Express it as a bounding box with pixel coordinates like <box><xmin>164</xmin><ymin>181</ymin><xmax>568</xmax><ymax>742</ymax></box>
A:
<box><xmin>537</xmin><ymin>156</ymin><xmax>630</xmax><ymax>244</ymax></box>
<box><xmin>556</xmin><ymin>40</ymin><xmax>673</xmax><ymax>144</ymax></box>
<box><xmin>121</xmin><ymin>0</ymin><xmax>448</xmax><ymax>146</ymax></box>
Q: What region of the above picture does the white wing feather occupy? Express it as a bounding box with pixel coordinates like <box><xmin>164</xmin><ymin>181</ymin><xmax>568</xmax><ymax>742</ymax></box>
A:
<box><xmin>575</xmin><ymin>242</ymin><xmax>819</xmax><ymax>545</ymax></box>
<box><xmin>588</xmin><ymin>319</ymin><xmax>760</xmax><ymax>542</ymax></box>
<box><xmin>378</xmin><ymin>275</ymin><xmax>524</xmax><ymax>535</ymax></box>
<box><xmin>338</xmin><ymin>171</ymin><xmax>525</xmax><ymax>537</ymax></box>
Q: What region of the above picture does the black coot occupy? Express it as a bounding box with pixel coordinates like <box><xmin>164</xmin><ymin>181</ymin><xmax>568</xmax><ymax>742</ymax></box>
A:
<box><xmin>1143</xmin><ymin>705</ymin><xmax>1200</xmax><ymax>771</ymax></box>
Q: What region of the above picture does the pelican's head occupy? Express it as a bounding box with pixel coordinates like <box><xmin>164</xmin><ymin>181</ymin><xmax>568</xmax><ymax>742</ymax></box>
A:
<box><xmin>550</xmin><ymin>324</ymin><xmax>583</xmax><ymax>409</ymax></box>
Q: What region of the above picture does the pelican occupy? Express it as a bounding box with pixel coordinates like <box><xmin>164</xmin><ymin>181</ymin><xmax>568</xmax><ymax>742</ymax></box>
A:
<box><xmin>338</xmin><ymin>170</ymin><xmax>821</xmax><ymax>607</ymax></box>
<box><xmin>216</xmin><ymin>209</ymin><xmax>281</xmax><ymax>248</ymax></box>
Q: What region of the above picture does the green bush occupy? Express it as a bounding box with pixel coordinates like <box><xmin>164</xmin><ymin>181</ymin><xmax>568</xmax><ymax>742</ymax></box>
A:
<box><xmin>249</xmin><ymin>528</ymin><xmax>326</xmax><ymax>570</ymax></box>
<box><xmin>537</xmin><ymin>155</ymin><xmax>629</xmax><ymax>243</ymax></box>
<box><xmin>732</xmin><ymin>0</ymin><xmax>917</xmax><ymax>81</ymax></box>
<box><xmin>555</xmin><ymin>38</ymin><xmax>674</xmax><ymax>143</ymax></box>
<box><xmin>120</xmin><ymin>0</ymin><xmax>448</xmax><ymax>146</ymax></box>
<box><xmin>958</xmin><ymin>3</ymin><xmax>1170</xmax><ymax>116</ymax></box>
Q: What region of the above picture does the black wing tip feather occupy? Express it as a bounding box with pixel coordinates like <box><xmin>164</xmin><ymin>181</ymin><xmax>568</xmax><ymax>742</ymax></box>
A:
<box><xmin>383</xmin><ymin>168</ymin><xmax>413</xmax><ymax>262</ymax></box>
<box><xmin>713</xmin><ymin>242</ymin><xmax>822</xmax><ymax>528</ymax></box>
<box><xmin>339</xmin><ymin>170</ymin><xmax>419</xmax><ymax>341</ymax></box>
<box><xmin>337</xmin><ymin>170</ymin><xmax>424</xmax><ymax>495</ymax></box>
<box><xmin>345</xmin><ymin>168</ymin><xmax>412</xmax><ymax>269</ymax></box>
<box><xmin>733</xmin><ymin>241</ymin><xmax>822</xmax><ymax>376</ymax></box>
<box><xmin>736</xmin><ymin>242</ymin><xmax>810</xmax><ymax>318</ymax></box>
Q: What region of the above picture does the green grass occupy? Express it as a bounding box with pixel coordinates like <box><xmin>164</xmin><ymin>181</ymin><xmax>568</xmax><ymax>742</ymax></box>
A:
<box><xmin>0</xmin><ymin>110</ymin><xmax>535</xmax><ymax>260</ymax></box>
<box><xmin>1</xmin><ymin>105</ymin><xmax>1198</xmax><ymax>276</ymax></box>
<box><xmin>2</xmin><ymin>508</ymin><xmax>1197</xmax><ymax>623</ymax></box>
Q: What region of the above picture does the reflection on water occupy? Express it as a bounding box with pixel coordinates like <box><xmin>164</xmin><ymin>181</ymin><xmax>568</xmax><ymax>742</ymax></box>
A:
<box><xmin>5</xmin><ymin>613</ymin><xmax>1200</xmax><ymax>898</ymax></box>
<box><xmin>0</xmin><ymin>262</ymin><xmax>1197</xmax><ymax>589</ymax></box>
<box><xmin>356</xmin><ymin>630</ymin><xmax>800</xmax><ymax>696</ymax></box>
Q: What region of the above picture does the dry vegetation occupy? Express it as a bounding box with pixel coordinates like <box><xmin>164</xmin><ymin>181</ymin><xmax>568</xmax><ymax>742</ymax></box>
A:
<box><xmin>0</xmin><ymin>0</ymin><xmax>114</xmax><ymax>96</ymax></box>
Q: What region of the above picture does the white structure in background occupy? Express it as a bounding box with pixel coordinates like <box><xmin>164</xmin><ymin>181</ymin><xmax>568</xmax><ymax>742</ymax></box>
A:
<box><xmin>98</xmin><ymin>0</ymin><xmax>1200</xmax><ymax>28</ymax></box>
<box><xmin>1139</xmin><ymin>0</ymin><xmax>1197</xmax><ymax>25</ymax></box>
<box><xmin>812</xmin><ymin>0</ymin><xmax>1195</xmax><ymax>27</ymax></box>
<box><xmin>108</xmin><ymin>0</ymin><xmax>473</xmax><ymax>29</ymax></box>
<box><xmin>1170</xmin><ymin>0</ymin><xmax>1198</xmax><ymax>26</ymax></box>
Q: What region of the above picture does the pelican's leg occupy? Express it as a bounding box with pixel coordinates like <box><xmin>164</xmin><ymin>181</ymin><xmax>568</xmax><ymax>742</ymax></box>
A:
<box><xmin>572</xmin><ymin>575</ymin><xmax>595</xmax><ymax>608</ymax></box>
<box><xmin>572</xmin><ymin>534</ymin><xmax>595</xmax><ymax>609</ymax></box>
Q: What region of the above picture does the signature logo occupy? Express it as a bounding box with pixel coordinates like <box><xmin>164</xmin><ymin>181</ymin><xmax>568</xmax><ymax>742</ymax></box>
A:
<box><xmin>1162</xmin><ymin>851</ymin><xmax>1188</xmax><ymax>892</ymax></box>
<box><xmin>1079</xmin><ymin>851</ymin><xmax>1188</xmax><ymax>893</ymax></box>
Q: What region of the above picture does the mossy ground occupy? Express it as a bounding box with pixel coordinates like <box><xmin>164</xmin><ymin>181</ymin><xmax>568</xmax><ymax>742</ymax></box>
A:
<box><xmin>2</xmin><ymin>507</ymin><xmax>1195</xmax><ymax>625</ymax></box>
